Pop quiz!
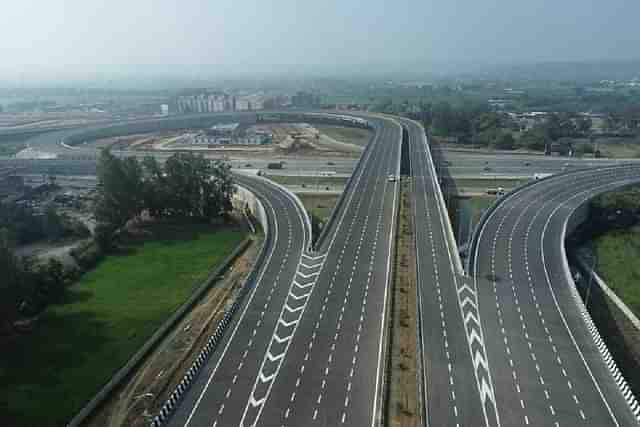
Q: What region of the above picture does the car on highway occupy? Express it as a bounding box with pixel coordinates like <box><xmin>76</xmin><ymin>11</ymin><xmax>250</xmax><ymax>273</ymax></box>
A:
<box><xmin>483</xmin><ymin>166</ymin><xmax>492</xmax><ymax>171</ymax></box>
<box><xmin>524</xmin><ymin>161</ymin><xmax>531</xmax><ymax>166</ymax></box>
<box><xmin>327</xmin><ymin>161</ymin><xmax>335</xmax><ymax>165</ymax></box>
<box><xmin>388</xmin><ymin>174</ymin><xmax>397</xmax><ymax>182</ymax></box>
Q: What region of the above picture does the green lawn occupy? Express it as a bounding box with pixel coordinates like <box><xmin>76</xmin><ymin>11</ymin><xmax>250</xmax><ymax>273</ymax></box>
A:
<box><xmin>0</xmin><ymin>225</ymin><xmax>245</xmax><ymax>427</ymax></box>
<box><xmin>454</xmin><ymin>178</ymin><xmax>527</xmax><ymax>191</ymax></box>
<box><xmin>298</xmin><ymin>194</ymin><xmax>339</xmax><ymax>221</ymax></box>
<box><xmin>594</xmin><ymin>229</ymin><xmax>640</xmax><ymax>318</ymax></box>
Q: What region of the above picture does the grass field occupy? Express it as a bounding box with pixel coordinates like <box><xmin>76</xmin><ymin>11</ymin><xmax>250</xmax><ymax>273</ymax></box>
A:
<box><xmin>266</xmin><ymin>174</ymin><xmax>348</xmax><ymax>188</ymax></box>
<box><xmin>315</xmin><ymin>125</ymin><xmax>373</xmax><ymax>147</ymax></box>
<box><xmin>594</xmin><ymin>229</ymin><xmax>640</xmax><ymax>318</ymax></box>
<box><xmin>453</xmin><ymin>178</ymin><xmax>528</xmax><ymax>191</ymax></box>
<box><xmin>468</xmin><ymin>196</ymin><xmax>496</xmax><ymax>225</ymax></box>
<box><xmin>0</xmin><ymin>224</ymin><xmax>245</xmax><ymax>427</ymax></box>
<box><xmin>298</xmin><ymin>194</ymin><xmax>339</xmax><ymax>220</ymax></box>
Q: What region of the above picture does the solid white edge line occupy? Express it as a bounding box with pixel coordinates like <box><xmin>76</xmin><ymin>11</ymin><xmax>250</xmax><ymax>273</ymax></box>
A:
<box><xmin>540</xmin><ymin>179</ymin><xmax>640</xmax><ymax>427</ymax></box>
<box><xmin>237</xmin><ymin>114</ymin><xmax>387</xmax><ymax>427</ymax></box>
<box><xmin>182</xmin><ymin>184</ymin><xmax>279</xmax><ymax>427</ymax></box>
<box><xmin>371</xmin><ymin>119</ymin><xmax>402</xmax><ymax>427</ymax></box>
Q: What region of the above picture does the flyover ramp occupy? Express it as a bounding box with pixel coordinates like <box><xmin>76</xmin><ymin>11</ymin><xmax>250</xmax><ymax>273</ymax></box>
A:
<box><xmin>473</xmin><ymin>165</ymin><xmax>640</xmax><ymax>426</ymax></box>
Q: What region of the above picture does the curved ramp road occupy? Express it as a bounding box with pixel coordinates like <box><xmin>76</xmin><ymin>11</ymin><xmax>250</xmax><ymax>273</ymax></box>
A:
<box><xmin>473</xmin><ymin>164</ymin><xmax>640</xmax><ymax>426</ymax></box>
<box><xmin>165</xmin><ymin>172</ymin><xmax>311</xmax><ymax>427</ymax></box>
<box><xmin>166</xmin><ymin>114</ymin><xmax>401</xmax><ymax>427</ymax></box>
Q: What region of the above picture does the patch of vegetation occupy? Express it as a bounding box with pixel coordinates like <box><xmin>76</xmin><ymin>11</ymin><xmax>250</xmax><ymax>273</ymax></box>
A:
<box><xmin>0</xmin><ymin>224</ymin><xmax>245</xmax><ymax>427</ymax></box>
<box><xmin>0</xmin><ymin>195</ymin><xmax>88</xmax><ymax>245</ymax></box>
<box><xmin>94</xmin><ymin>150</ymin><xmax>235</xmax><ymax>250</ymax></box>
<box><xmin>0</xmin><ymin>143</ymin><xmax>25</xmax><ymax>156</ymax></box>
<box><xmin>594</xmin><ymin>230</ymin><xmax>640</xmax><ymax>318</ymax></box>
<box><xmin>266</xmin><ymin>174</ymin><xmax>347</xmax><ymax>188</ymax></box>
<box><xmin>298</xmin><ymin>194</ymin><xmax>339</xmax><ymax>221</ymax></box>
<box><xmin>469</xmin><ymin>196</ymin><xmax>495</xmax><ymax>226</ymax></box>
<box><xmin>315</xmin><ymin>125</ymin><xmax>373</xmax><ymax>146</ymax></box>
<box><xmin>453</xmin><ymin>178</ymin><xmax>527</xmax><ymax>191</ymax></box>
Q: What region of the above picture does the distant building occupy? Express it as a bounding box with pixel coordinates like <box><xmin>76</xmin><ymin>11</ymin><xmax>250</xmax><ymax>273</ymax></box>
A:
<box><xmin>160</xmin><ymin>104</ymin><xmax>169</xmax><ymax>116</ymax></box>
<box><xmin>177</xmin><ymin>93</ymin><xmax>235</xmax><ymax>114</ymax></box>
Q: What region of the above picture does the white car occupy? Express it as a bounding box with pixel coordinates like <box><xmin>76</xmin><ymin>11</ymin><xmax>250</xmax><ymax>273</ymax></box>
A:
<box><xmin>388</xmin><ymin>174</ymin><xmax>397</xmax><ymax>182</ymax></box>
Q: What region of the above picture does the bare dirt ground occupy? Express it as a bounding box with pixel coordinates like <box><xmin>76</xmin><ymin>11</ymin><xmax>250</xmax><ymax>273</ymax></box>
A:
<box><xmin>86</xmin><ymin>234</ymin><xmax>262</xmax><ymax>427</ymax></box>
<box><xmin>90</xmin><ymin>123</ymin><xmax>365</xmax><ymax>160</ymax></box>
<box><xmin>386</xmin><ymin>179</ymin><xmax>419</xmax><ymax>427</ymax></box>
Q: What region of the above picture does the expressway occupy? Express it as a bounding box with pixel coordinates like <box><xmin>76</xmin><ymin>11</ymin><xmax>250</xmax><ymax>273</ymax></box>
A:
<box><xmin>401</xmin><ymin>117</ymin><xmax>499</xmax><ymax>427</ymax></box>
<box><xmin>472</xmin><ymin>164</ymin><xmax>640</xmax><ymax>426</ymax></box>
<box><xmin>9</xmin><ymin>109</ymin><xmax>640</xmax><ymax>426</ymax></box>
<box><xmin>163</xmin><ymin>114</ymin><xmax>401</xmax><ymax>427</ymax></box>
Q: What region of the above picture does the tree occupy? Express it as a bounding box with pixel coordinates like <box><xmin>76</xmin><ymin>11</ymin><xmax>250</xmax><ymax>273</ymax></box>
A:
<box><xmin>0</xmin><ymin>229</ymin><xmax>21</xmax><ymax>335</ymax></box>
<box><xmin>576</xmin><ymin>116</ymin><xmax>593</xmax><ymax>135</ymax></box>
<box><xmin>95</xmin><ymin>149</ymin><xmax>145</xmax><ymax>230</ymax></box>
<box><xmin>544</xmin><ymin>113</ymin><xmax>576</xmax><ymax>141</ymax></box>
<box><xmin>162</xmin><ymin>153</ymin><xmax>235</xmax><ymax>219</ymax></box>
<box><xmin>519</xmin><ymin>127</ymin><xmax>548</xmax><ymax>151</ymax></box>
<box><xmin>493</xmin><ymin>132</ymin><xmax>516</xmax><ymax>150</ymax></box>
<box><xmin>43</xmin><ymin>204</ymin><xmax>64</xmax><ymax>241</ymax></box>
<box><xmin>141</xmin><ymin>156</ymin><xmax>169</xmax><ymax>218</ymax></box>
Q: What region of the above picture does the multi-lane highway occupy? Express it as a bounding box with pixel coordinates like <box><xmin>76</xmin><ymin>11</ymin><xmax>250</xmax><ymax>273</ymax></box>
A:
<box><xmin>400</xmin><ymin>117</ymin><xmax>499</xmax><ymax>427</ymax></box>
<box><xmin>472</xmin><ymin>164</ymin><xmax>640</xmax><ymax>426</ymax></box>
<box><xmin>7</xmin><ymin>110</ymin><xmax>640</xmax><ymax>426</ymax></box>
<box><xmin>254</xmin><ymin>118</ymin><xmax>399</xmax><ymax>427</ymax></box>
<box><xmin>163</xmin><ymin>114</ymin><xmax>401</xmax><ymax>427</ymax></box>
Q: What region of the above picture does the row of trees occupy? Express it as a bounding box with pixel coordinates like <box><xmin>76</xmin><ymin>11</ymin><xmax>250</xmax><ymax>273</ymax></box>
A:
<box><xmin>422</xmin><ymin>101</ymin><xmax>602</xmax><ymax>153</ymax></box>
<box><xmin>95</xmin><ymin>150</ymin><xmax>235</xmax><ymax>248</ymax></box>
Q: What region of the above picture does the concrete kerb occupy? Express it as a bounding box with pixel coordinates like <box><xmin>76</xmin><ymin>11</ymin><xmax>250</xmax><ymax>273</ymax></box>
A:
<box><xmin>375</xmin><ymin>119</ymin><xmax>402</xmax><ymax>427</ymax></box>
<box><xmin>465</xmin><ymin>165</ymin><xmax>615</xmax><ymax>274</ymax></box>
<box><xmin>235</xmin><ymin>170</ymin><xmax>312</xmax><ymax>252</ymax></box>
<box><xmin>559</xmin><ymin>189</ymin><xmax>640</xmax><ymax>422</ymax></box>
<box><xmin>420</xmin><ymin>123</ymin><xmax>464</xmax><ymax>275</ymax></box>
<box><xmin>574</xmin><ymin>256</ymin><xmax>640</xmax><ymax>333</ymax></box>
<box><xmin>150</xmin><ymin>190</ymin><xmax>273</xmax><ymax>427</ymax></box>
<box><xmin>396</xmin><ymin>117</ymin><xmax>464</xmax><ymax>276</ymax></box>
<box><xmin>66</xmin><ymin>236</ymin><xmax>253</xmax><ymax>427</ymax></box>
<box><xmin>560</xmin><ymin>182</ymin><xmax>640</xmax><ymax>423</ymax></box>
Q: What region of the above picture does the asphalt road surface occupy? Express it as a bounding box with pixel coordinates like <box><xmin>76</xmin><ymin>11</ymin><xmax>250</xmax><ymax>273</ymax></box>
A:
<box><xmin>400</xmin><ymin>117</ymin><xmax>500</xmax><ymax>427</ymax></box>
<box><xmin>8</xmin><ymin>111</ymin><xmax>640</xmax><ymax>426</ymax></box>
<box><xmin>166</xmin><ymin>172</ymin><xmax>311</xmax><ymax>427</ymax></box>
<box><xmin>253</xmin><ymin>117</ymin><xmax>400</xmax><ymax>427</ymax></box>
<box><xmin>473</xmin><ymin>164</ymin><xmax>640</xmax><ymax>426</ymax></box>
<box><xmin>165</xmin><ymin>114</ymin><xmax>401</xmax><ymax>427</ymax></box>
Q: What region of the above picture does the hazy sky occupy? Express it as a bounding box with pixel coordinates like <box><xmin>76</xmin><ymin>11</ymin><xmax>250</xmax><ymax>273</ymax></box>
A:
<box><xmin>1</xmin><ymin>0</ymin><xmax>639</xmax><ymax>81</ymax></box>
